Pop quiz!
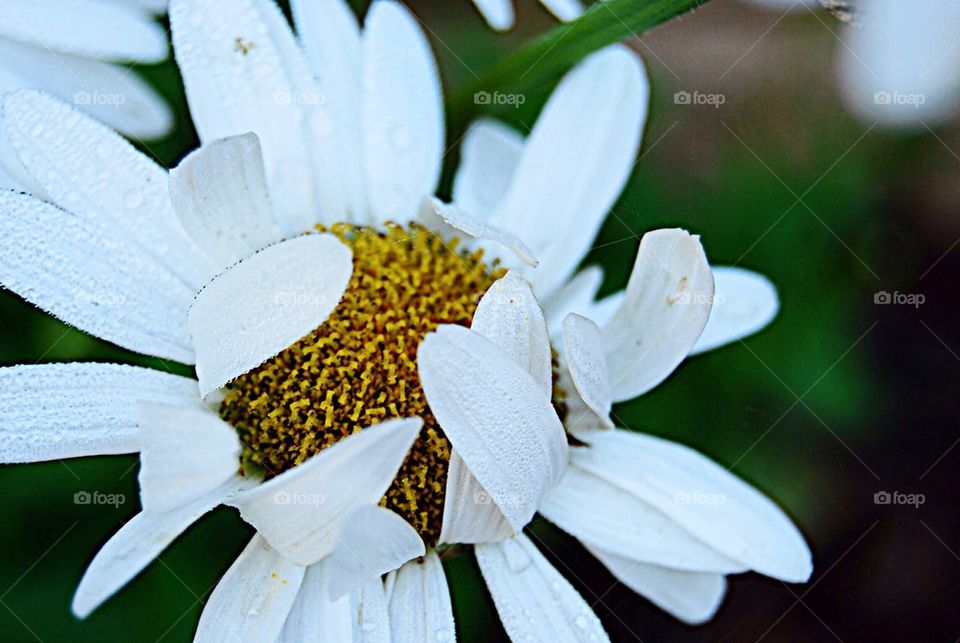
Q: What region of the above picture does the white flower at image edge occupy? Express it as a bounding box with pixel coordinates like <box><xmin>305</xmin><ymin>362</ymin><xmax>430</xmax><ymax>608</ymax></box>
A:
<box><xmin>746</xmin><ymin>0</ymin><xmax>960</xmax><ymax>128</ymax></box>
<box><xmin>0</xmin><ymin>0</ymin><xmax>172</xmax><ymax>193</ymax></box>
<box><xmin>0</xmin><ymin>0</ymin><xmax>811</xmax><ymax>641</ymax></box>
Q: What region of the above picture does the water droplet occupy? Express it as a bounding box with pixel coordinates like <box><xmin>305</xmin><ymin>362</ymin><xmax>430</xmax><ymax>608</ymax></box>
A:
<box><xmin>574</xmin><ymin>615</ymin><xmax>589</xmax><ymax>630</ymax></box>
<box><xmin>503</xmin><ymin>539</ymin><xmax>531</xmax><ymax>573</ymax></box>
<box><xmin>361</xmin><ymin>620</ymin><xmax>376</xmax><ymax>632</ymax></box>
<box><xmin>124</xmin><ymin>189</ymin><xmax>144</xmax><ymax>209</ymax></box>
<box><xmin>435</xmin><ymin>628</ymin><xmax>451</xmax><ymax>642</ymax></box>
<box><xmin>390</xmin><ymin>127</ymin><xmax>412</xmax><ymax>152</ymax></box>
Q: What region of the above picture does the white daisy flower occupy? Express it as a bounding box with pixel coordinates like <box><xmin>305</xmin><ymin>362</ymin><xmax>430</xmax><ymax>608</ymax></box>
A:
<box><xmin>0</xmin><ymin>0</ymin><xmax>172</xmax><ymax>191</ymax></box>
<box><xmin>745</xmin><ymin>0</ymin><xmax>960</xmax><ymax>128</ymax></box>
<box><xmin>0</xmin><ymin>0</ymin><xmax>810</xmax><ymax>640</ymax></box>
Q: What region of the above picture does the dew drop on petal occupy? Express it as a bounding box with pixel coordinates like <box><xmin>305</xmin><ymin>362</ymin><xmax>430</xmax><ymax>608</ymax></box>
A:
<box><xmin>124</xmin><ymin>189</ymin><xmax>144</xmax><ymax>209</ymax></box>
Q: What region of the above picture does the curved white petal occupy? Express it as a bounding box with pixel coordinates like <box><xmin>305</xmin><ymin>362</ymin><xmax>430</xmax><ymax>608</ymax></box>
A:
<box><xmin>0</xmin><ymin>0</ymin><xmax>168</xmax><ymax>63</ymax></box>
<box><xmin>353</xmin><ymin>580</ymin><xmax>391</xmax><ymax>642</ymax></box>
<box><xmin>189</xmin><ymin>234</ymin><xmax>352</xmax><ymax>397</ymax></box>
<box><xmin>588</xmin><ymin>290</ymin><xmax>626</xmax><ymax>329</ymax></box>
<box><xmin>195</xmin><ymin>535</ymin><xmax>306</xmax><ymax>643</ymax></box>
<box><xmin>170</xmin><ymin>0</ymin><xmax>328</xmax><ymax>232</ymax></box>
<box><xmin>587</xmin><ymin>547</ymin><xmax>726</xmax><ymax>625</ymax></box>
<box><xmin>562</xmin><ymin>313</ymin><xmax>613</xmax><ymax>427</ymax></box>
<box><xmin>137</xmin><ymin>402</ymin><xmax>241</xmax><ymax>513</ymax></box>
<box><xmin>572</xmin><ymin>429</ymin><xmax>813</xmax><ymax>582</ymax></box>
<box><xmin>418</xmin><ymin>325</ymin><xmax>567</xmax><ymax>532</ymax></box>
<box><xmin>418</xmin><ymin>197</ymin><xmax>537</xmax><ymax>267</ymax></box>
<box><xmin>691</xmin><ymin>267</ymin><xmax>779</xmax><ymax>355</ymax></box>
<box><xmin>838</xmin><ymin>0</ymin><xmax>960</xmax><ymax>128</ymax></box>
<box><xmin>470</xmin><ymin>0</ymin><xmax>514</xmax><ymax>31</ymax></box>
<box><xmin>361</xmin><ymin>0</ymin><xmax>443</xmax><ymax>223</ymax></box>
<box><xmin>602</xmin><ymin>229</ymin><xmax>714</xmax><ymax>402</ymax></box>
<box><xmin>541</xmin><ymin>0</ymin><xmax>584</xmax><ymax>21</ymax></box>
<box><xmin>540</xmin><ymin>466</ymin><xmax>746</xmax><ymax>573</ymax></box>
<box><xmin>280</xmin><ymin>562</ymin><xmax>390</xmax><ymax>643</ymax></box>
<box><xmin>471</xmin><ymin>271</ymin><xmax>552</xmax><ymax>395</ymax></box>
<box><xmin>543</xmin><ymin>266</ymin><xmax>604</xmax><ymax>340</ymax></box>
<box><xmin>0</xmin><ymin>193</ymin><xmax>196</xmax><ymax>363</ymax></box>
<box><xmin>489</xmin><ymin>46</ymin><xmax>648</xmax><ymax>299</ymax></box>
<box><xmin>438</xmin><ymin>452</ymin><xmax>513</xmax><ymax>545</ymax></box>
<box><xmin>326</xmin><ymin>506</ymin><xmax>424</xmax><ymax>600</ymax></box>
<box><xmin>229</xmin><ymin>417</ymin><xmax>422</xmax><ymax>566</ymax></box>
<box><xmin>280</xmin><ymin>563</ymin><xmax>353</xmax><ymax>642</ymax></box>
<box><xmin>72</xmin><ymin>477</ymin><xmax>245</xmax><ymax>619</ymax></box>
<box><xmin>475</xmin><ymin>534</ymin><xmax>609</xmax><ymax>642</ymax></box>
<box><xmin>452</xmin><ymin>118</ymin><xmax>523</xmax><ymax>217</ymax></box>
<box><xmin>556</xmin><ymin>365</ymin><xmax>610</xmax><ymax>434</ymax></box>
<box><xmin>0</xmin><ymin>363</ymin><xmax>197</xmax><ymax>464</ymax></box>
<box><xmin>290</xmin><ymin>0</ymin><xmax>367</xmax><ymax>223</ymax></box>
<box><xmin>170</xmin><ymin>133</ymin><xmax>284</xmax><ymax>271</ymax></box>
<box><xmin>3</xmin><ymin>89</ymin><xmax>211</xmax><ymax>289</ymax></box>
<box><xmin>386</xmin><ymin>552</ymin><xmax>455</xmax><ymax>643</ymax></box>
<box><xmin>0</xmin><ymin>40</ymin><xmax>172</xmax><ymax>139</ymax></box>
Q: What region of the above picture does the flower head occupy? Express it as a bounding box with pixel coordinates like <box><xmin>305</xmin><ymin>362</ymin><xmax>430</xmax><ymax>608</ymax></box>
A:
<box><xmin>0</xmin><ymin>0</ymin><xmax>809</xmax><ymax>639</ymax></box>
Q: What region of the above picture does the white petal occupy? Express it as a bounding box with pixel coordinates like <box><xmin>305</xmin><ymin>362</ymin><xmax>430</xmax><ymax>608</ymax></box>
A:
<box><xmin>229</xmin><ymin>417</ymin><xmax>422</xmax><ymax>566</ymax></box>
<box><xmin>72</xmin><ymin>477</ymin><xmax>244</xmax><ymax>618</ymax></box>
<box><xmin>588</xmin><ymin>290</ymin><xmax>625</xmax><ymax>329</ymax></box>
<box><xmin>0</xmin><ymin>363</ymin><xmax>198</xmax><ymax>464</ymax></box>
<box><xmin>475</xmin><ymin>534</ymin><xmax>608</xmax><ymax>642</ymax></box>
<box><xmin>572</xmin><ymin>429</ymin><xmax>813</xmax><ymax>582</ymax></box>
<box><xmin>556</xmin><ymin>365</ymin><xmax>610</xmax><ymax>434</ymax></box>
<box><xmin>471</xmin><ymin>0</ymin><xmax>514</xmax><ymax>31</ymax></box>
<box><xmin>170</xmin><ymin>0</ymin><xmax>328</xmax><ymax>232</ymax></box>
<box><xmin>438</xmin><ymin>452</ymin><xmax>513</xmax><ymax>545</ymax></box>
<box><xmin>137</xmin><ymin>402</ymin><xmax>241</xmax><ymax>513</ymax></box>
<box><xmin>838</xmin><ymin>0</ymin><xmax>960</xmax><ymax>128</ymax></box>
<box><xmin>195</xmin><ymin>535</ymin><xmax>306</xmax><ymax>643</ymax></box>
<box><xmin>361</xmin><ymin>1</ymin><xmax>443</xmax><ymax>223</ymax></box>
<box><xmin>418</xmin><ymin>197</ymin><xmax>537</xmax><ymax>267</ymax></box>
<box><xmin>0</xmin><ymin>40</ymin><xmax>172</xmax><ymax>139</ymax></box>
<box><xmin>562</xmin><ymin>313</ymin><xmax>613</xmax><ymax>427</ymax></box>
<box><xmin>0</xmin><ymin>192</ymin><xmax>197</xmax><ymax>362</ymax></box>
<box><xmin>540</xmin><ymin>466</ymin><xmax>745</xmax><ymax>573</ymax></box>
<box><xmin>352</xmin><ymin>580</ymin><xmax>391</xmax><ymax>643</ymax></box>
<box><xmin>602</xmin><ymin>229</ymin><xmax>714</xmax><ymax>402</ymax></box>
<box><xmin>452</xmin><ymin>118</ymin><xmax>523</xmax><ymax>216</ymax></box>
<box><xmin>543</xmin><ymin>266</ymin><xmax>603</xmax><ymax>340</ymax></box>
<box><xmin>290</xmin><ymin>0</ymin><xmax>368</xmax><ymax>222</ymax></box>
<box><xmin>417</xmin><ymin>325</ymin><xmax>567</xmax><ymax>532</ymax></box>
<box><xmin>471</xmin><ymin>271</ymin><xmax>552</xmax><ymax>395</ymax></box>
<box><xmin>690</xmin><ymin>267</ymin><xmax>779</xmax><ymax>355</ymax></box>
<box><xmin>386</xmin><ymin>552</ymin><xmax>455</xmax><ymax>642</ymax></box>
<box><xmin>439</xmin><ymin>274</ymin><xmax>542</xmax><ymax>543</ymax></box>
<box><xmin>0</xmin><ymin>0</ymin><xmax>168</xmax><ymax>63</ymax></box>
<box><xmin>189</xmin><ymin>234</ymin><xmax>352</xmax><ymax>397</ymax></box>
<box><xmin>489</xmin><ymin>46</ymin><xmax>648</xmax><ymax>299</ymax></box>
<box><xmin>326</xmin><ymin>506</ymin><xmax>424</xmax><ymax>600</ymax></box>
<box><xmin>280</xmin><ymin>564</ymin><xmax>351</xmax><ymax>642</ymax></box>
<box><xmin>3</xmin><ymin>89</ymin><xmax>211</xmax><ymax>289</ymax></box>
<box><xmin>280</xmin><ymin>562</ymin><xmax>388</xmax><ymax>643</ymax></box>
<box><xmin>540</xmin><ymin>0</ymin><xmax>585</xmax><ymax>21</ymax></box>
<box><xmin>169</xmin><ymin>133</ymin><xmax>284</xmax><ymax>271</ymax></box>
<box><xmin>587</xmin><ymin>547</ymin><xmax>726</xmax><ymax>625</ymax></box>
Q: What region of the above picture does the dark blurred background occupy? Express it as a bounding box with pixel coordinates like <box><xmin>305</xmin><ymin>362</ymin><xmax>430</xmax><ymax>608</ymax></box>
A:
<box><xmin>1</xmin><ymin>1</ymin><xmax>958</xmax><ymax>641</ymax></box>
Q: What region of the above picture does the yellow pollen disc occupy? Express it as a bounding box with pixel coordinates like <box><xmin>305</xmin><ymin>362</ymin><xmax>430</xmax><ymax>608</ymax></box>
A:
<box><xmin>219</xmin><ymin>222</ymin><xmax>506</xmax><ymax>544</ymax></box>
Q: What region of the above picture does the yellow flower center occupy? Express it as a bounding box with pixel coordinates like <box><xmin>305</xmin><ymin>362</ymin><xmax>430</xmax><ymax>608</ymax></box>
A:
<box><xmin>219</xmin><ymin>222</ymin><xmax>505</xmax><ymax>544</ymax></box>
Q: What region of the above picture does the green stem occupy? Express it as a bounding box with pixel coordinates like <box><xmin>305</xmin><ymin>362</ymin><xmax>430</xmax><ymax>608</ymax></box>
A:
<box><xmin>449</xmin><ymin>0</ymin><xmax>710</xmax><ymax>118</ymax></box>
